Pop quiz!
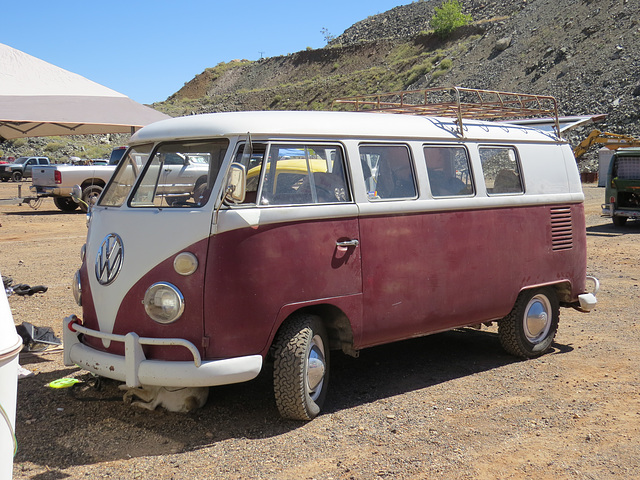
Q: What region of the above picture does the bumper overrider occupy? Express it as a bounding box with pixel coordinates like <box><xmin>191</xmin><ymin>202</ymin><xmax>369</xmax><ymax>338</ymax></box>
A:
<box><xmin>63</xmin><ymin>315</ymin><xmax>262</xmax><ymax>388</ymax></box>
<box><xmin>575</xmin><ymin>275</ymin><xmax>599</xmax><ymax>312</ymax></box>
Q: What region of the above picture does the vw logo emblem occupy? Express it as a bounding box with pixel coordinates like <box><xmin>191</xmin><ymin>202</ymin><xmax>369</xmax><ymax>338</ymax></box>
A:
<box><xmin>95</xmin><ymin>233</ymin><xmax>124</xmax><ymax>285</ymax></box>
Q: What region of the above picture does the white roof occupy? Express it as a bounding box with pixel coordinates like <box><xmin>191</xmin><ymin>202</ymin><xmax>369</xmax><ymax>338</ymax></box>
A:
<box><xmin>130</xmin><ymin>110</ymin><xmax>561</xmax><ymax>145</ymax></box>
<box><xmin>0</xmin><ymin>43</ymin><xmax>169</xmax><ymax>140</ymax></box>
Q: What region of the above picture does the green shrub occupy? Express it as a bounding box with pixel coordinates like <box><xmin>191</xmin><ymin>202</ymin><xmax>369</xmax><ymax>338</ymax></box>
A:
<box><xmin>439</xmin><ymin>58</ymin><xmax>453</xmax><ymax>70</ymax></box>
<box><xmin>44</xmin><ymin>142</ymin><xmax>64</xmax><ymax>153</ymax></box>
<box><xmin>432</xmin><ymin>69</ymin><xmax>449</xmax><ymax>79</ymax></box>
<box><xmin>430</xmin><ymin>0</ymin><xmax>472</xmax><ymax>39</ymax></box>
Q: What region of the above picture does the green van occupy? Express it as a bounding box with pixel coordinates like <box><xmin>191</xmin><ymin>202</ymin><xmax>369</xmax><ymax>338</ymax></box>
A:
<box><xmin>602</xmin><ymin>147</ymin><xmax>640</xmax><ymax>226</ymax></box>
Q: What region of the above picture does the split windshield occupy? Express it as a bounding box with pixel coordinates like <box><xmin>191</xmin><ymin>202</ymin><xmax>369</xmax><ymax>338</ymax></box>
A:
<box><xmin>99</xmin><ymin>139</ymin><xmax>229</xmax><ymax>208</ymax></box>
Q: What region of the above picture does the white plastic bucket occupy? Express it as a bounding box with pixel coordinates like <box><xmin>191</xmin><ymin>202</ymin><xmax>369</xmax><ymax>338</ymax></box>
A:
<box><xmin>0</xmin><ymin>272</ymin><xmax>21</xmax><ymax>480</ymax></box>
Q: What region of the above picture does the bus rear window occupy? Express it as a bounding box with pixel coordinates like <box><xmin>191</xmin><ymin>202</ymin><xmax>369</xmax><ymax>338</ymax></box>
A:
<box><xmin>480</xmin><ymin>146</ymin><xmax>524</xmax><ymax>195</ymax></box>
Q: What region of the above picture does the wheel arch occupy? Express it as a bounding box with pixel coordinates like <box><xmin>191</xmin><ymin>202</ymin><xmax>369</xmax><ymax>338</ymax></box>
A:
<box><xmin>518</xmin><ymin>280</ymin><xmax>573</xmax><ymax>306</ymax></box>
<box><xmin>550</xmin><ymin>280</ymin><xmax>574</xmax><ymax>306</ymax></box>
<box><xmin>270</xmin><ymin>301</ymin><xmax>357</xmax><ymax>360</ymax></box>
<box><xmin>81</xmin><ymin>178</ymin><xmax>106</xmax><ymax>189</ymax></box>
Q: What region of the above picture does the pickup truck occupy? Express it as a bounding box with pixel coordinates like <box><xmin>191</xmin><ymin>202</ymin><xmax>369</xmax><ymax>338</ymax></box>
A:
<box><xmin>30</xmin><ymin>148</ymin><xmax>126</xmax><ymax>212</ymax></box>
<box><xmin>0</xmin><ymin>156</ymin><xmax>50</xmax><ymax>182</ymax></box>
<box><xmin>31</xmin><ymin>147</ymin><xmax>210</xmax><ymax>212</ymax></box>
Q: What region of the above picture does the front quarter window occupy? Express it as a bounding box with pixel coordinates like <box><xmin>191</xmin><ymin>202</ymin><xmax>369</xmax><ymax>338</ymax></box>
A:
<box><xmin>100</xmin><ymin>145</ymin><xmax>151</xmax><ymax>207</ymax></box>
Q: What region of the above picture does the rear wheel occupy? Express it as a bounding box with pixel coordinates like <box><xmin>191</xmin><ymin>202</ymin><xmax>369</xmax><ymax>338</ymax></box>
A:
<box><xmin>612</xmin><ymin>215</ymin><xmax>627</xmax><ymax>227</ymax></box>
<box><xmin>80</xmin><ymin>185</ymin><xmax>103</xmax><ymax>212</ymax></box>
<box><xmin>53</xmin><ymin>196</ymin><xmax>79</xmax><ymax>212</ymax></box>
<box><xmin>12</xmin><ymin>171</ymin><xmax>22</xmax><ymax>182</ymax></box>
<box><xmin>498</xmin><ymin>287</ymin><xmax>559</xmax><ymax>358</ymax></box>
<box><xmin>273</xmin><ymin>314</ymin><xmax>329</xmax><ymax>420</ymax></box>
<box><xmin>192</xmin><ymin>179</ymin><xmax>209</xmax><ymax>205</ymax></box>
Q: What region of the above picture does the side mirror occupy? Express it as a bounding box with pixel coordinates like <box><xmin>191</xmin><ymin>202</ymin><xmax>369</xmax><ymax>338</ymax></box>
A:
<box><xmin>224</xmin><ymin>163</ymin><xmax>246</xmax><ymax>204</ymax></box>
<box><xmin>71</xmin><ymin>185</ymin><xmax>83</xmax><ymax>204</ymax></box>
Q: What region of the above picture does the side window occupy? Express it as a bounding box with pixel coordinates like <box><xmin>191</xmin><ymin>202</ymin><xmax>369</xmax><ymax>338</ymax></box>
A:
<box><xmin>359</xmin><ymin>144</ymin><xmax>416</xmax><ymax>200</ymax></box>
<box><xmin>163</xmin><ymin>154</ymin><xmax>186</xmax><ymax>166</ymax></box>
<box><xmin>252</xmin><ymin>144</ymin><xmax>350</xmax><ymax>206</ymax></box>
<box><xmin>424</xmin><ymin>146</ymin><xmax>474</xmax><ymax>197</ymax></box>
<box><xmin>38</xmin><ymin>159</ymin><xmax>47</xmax><ymax>165</ymax></box>
<box><xmin>479</xmin><ymin>146</ymin><xmax>524</xmax><ymax>195</ymax></box>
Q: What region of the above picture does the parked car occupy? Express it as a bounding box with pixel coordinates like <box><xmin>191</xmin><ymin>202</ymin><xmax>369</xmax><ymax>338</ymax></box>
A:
<box><xmin>30</xmin><ymin>146</ymin><xmax>208</xmax><ymax>212</ymax></box>
<box><xmin>0</xmin><ymin>156</ymin><xmax>50</xmax><ymax>182</ymax></box>
<box><xmin>601</xmin><ymin>147</ymin><xmax>640</xmax><ymax>226</ymax></box>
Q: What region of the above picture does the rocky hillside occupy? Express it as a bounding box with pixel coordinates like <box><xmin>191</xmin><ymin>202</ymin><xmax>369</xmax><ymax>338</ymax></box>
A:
<box><xmin>155</xmin><ymin>0</ymin><xmax>639</xmax><ymax>171</ymax></box>
<box><xmin>3</xmin><ymin>0</ymin><xmax>638</xmax><ymax>170</ymax></box>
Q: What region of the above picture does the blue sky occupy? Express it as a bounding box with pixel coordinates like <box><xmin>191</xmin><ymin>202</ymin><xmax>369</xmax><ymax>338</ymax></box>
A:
<box><xmin>2</xmin><ymin>1</ymin><xmax>410</xmax><ymax>105</ymax></box>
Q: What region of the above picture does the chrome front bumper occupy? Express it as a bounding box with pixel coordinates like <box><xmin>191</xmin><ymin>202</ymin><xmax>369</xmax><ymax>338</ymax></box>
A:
<box><xmin>63</xmin><ymin>315</ymin><xmax>262</xmax><ymax>388</ymax></box>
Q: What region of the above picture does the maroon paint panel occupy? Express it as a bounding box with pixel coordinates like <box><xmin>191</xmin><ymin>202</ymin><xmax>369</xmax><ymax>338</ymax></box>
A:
<box><xmin>357</xmin><ymin>203</ymin><xmax>587</xmax><ymax>348</ymax></box>
<box><xmin>204</xmin><ymin>216</ymin><xmax>362</xmax><ymax>358</ymax></box>
<box><xmin>81</xmin><ymin>239</ymin><xmax>210</xmax><ymax>361</ymax></box>
<box><xmin>78</xmin><ymin>203</ymin><xmax>587</xmax><ymax>363</ymax></box>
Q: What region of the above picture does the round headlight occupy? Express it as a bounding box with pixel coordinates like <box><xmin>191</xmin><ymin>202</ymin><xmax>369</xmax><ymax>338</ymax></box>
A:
<box><xmin>143</xmin><ymin>282</ymin><xmax>184</xmax><ymax>324</ymax></box>
<box><xmin>72</xmin><ymin>270</ymin><xmax>82</xmax><ymax>306</ymax></box>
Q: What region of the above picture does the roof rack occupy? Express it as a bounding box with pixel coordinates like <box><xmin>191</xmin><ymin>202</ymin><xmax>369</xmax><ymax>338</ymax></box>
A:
<box><xmin>332</xmin><ymin>87</ymin><xmax>560</xmax><ymax>137</ymax></box>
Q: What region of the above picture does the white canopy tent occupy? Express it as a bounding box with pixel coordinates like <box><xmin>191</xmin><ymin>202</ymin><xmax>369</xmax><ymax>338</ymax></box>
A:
<box><xmin>0</xmin><ymin>42</ymin><xmax>170</xmax><ymax>140</ymax></box>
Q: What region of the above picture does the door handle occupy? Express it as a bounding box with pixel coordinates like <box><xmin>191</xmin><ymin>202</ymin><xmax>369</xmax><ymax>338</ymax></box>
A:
<box><xmin>336</xmin><ymin>239</ymin><xmax>359</xmax><ymax>248</ymax></box>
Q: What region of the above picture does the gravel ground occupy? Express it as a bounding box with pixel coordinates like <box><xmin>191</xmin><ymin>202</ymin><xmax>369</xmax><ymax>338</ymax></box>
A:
<box><xmin>1</xmin><ymin>180</ymin><xmax>638</xmax><ymax>480</ymax></box>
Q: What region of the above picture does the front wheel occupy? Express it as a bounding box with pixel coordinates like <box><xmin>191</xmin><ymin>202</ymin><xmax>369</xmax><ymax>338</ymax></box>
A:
<box><xmin>12</xmin><ymin>171</ymin><xmax>22</xmax><ymax>182</ymax></box>
<box><xmin>498</xmin><ymin>287</ymin><xmax>559</xmax><ymax>358</ymax></box>
<box><xmin>273</xmin><ymin>314</ymin><xmax>330</xmax><ymax>421</ymax></box>
<box><xmin>53</xmin><ymin>196</ymin><xmax>79</xmax><ymax>212</ymax></box>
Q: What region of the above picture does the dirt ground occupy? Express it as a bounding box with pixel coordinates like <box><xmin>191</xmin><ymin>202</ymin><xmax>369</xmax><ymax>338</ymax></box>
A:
<box><xmin>1</xmin><ymin>180</ymin><xmax>638</xmax><ymax>480</ymax></box>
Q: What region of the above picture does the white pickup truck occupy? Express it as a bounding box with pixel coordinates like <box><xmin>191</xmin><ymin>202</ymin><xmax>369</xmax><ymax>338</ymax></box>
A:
<box><xmin>31</xmin><ymin>147</ymin><xmax>211</xmax><ymax>212</ymax></box>
<box><xmin>30</xmin><ymin>147</ymin><xmax>126</xmax><ymax>211</ymax></box>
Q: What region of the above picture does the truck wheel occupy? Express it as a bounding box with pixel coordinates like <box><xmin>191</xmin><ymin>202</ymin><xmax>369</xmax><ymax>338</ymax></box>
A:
<box><xmin>273</xmin><ymin>314</ymin><xmax>330</xmax><ymax>421</ymax></box>
<box><xmin>80</xmin><ymin>185</ymin><xmax>103</xmax><ymax>212</ymax></box>
<box><xmin>12</xmin><ymin>171</ymin><xmax>22</xmax><ymax>182</ymax></box>
<box><xmin>53</xmin><ymin>196</ymin><xmax>79</xmax><ymax>212</ymax></box>
<box><xmin>498</xmin><ymin>287</ymin><xmax>559</xmax><ymax>359</ymax></box>
<box><xmin>193</xmin><ymin>178</ymin><xmax>209</xmax><ymax>205</ymax></box>
<box><xmin>612</xmin><ymin>216</ymin><xmax>627</xmax><ymax>227</ymax></box>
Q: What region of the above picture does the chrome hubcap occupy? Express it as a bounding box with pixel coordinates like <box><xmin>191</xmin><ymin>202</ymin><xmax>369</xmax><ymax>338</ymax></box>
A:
<box><xmin>524</xmin><ymin>294</ymin><xmax>552</xmax><ymax>343</ymax></box>
<box><xmin>306</xmin><ymin>334</ymin><xmax>326</xmax><ymax>401</ymax></box>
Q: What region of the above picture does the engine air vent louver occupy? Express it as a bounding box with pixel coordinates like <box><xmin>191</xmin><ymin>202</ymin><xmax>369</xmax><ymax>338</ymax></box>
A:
<box><xmin>550</xmin><ymin>206</ymin><xmax>573</xmax><ymax>251</ymax></box>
